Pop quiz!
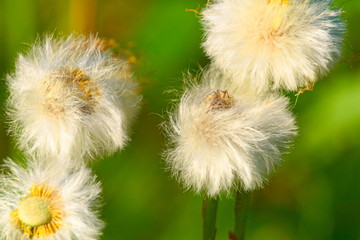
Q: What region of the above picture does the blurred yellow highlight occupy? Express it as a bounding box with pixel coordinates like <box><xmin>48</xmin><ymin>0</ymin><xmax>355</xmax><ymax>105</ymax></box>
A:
<box><xmin>69</xmin><ymin>0</ymin><xmax>97</xmax><ymax>33</ymax></box>
<box><xmin>267</xmin><ymin>0</ymin><xmax>290</xmax><ymax>31</ymax></box>
<box><xmin>267</xmin><ymin>0</ymin><xmax>289</xmax><ymax>4</ymax></box>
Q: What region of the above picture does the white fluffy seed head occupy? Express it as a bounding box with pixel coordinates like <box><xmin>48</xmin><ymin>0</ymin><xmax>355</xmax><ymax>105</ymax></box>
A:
<box><xmin>164</xmin><ymin>69</ymin><xmax>297</xmax><ymax>196</ymax></box>
<box><xmin>6</xmin><ymin>34</ymin><xmax>141</xmax><ymax>164</ymax></box>
<box><xmin>0</xmin><ymin>158</ymin><xmax>104</xmax><ymax>240</ymax></box>
<box><xmin>202</xmin><ymin>0</ymin><xmax>345</xmax><ymax>93</ymax></box>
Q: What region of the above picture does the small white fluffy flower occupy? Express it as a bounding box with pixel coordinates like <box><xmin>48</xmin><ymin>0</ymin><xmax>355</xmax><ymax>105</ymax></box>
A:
<box><xmin>7</xmin><ymin>35</ymin><xmax>141</xmax><ymax>163</ymax></box>
<box><xmin>164</xmin><ymin>69</ymin><xmax>297</xmax><ymax>196</ymax></box>
<box><xmin>0</xmin><ymin>158</ymin><xmax>103</xmax><ymax>240</ymax></box>
<box><xmin>202</xmin><ymin>0</ymin><xmax>345</xmax><ymax>92</ymax></box>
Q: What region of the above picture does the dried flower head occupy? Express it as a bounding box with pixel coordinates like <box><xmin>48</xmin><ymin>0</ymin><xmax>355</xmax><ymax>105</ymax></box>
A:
<box><xmin>7</xmin><ymin>34</ymin><xmax>141</xmax><ymax>163</ymax></box>
<box><xmin>164</xmin><ymin>69</ymin><xmax>297</xmax><ymax>196</ymax></box>
<box><xmin>202</xmin><ymin>0</ymin><xmax>345</xmax><ymax>92</ymax></box>
<box><xmin>0</xmin><ymin>159</ymin><xmax>103</xmax><ymax>240</ymax></box>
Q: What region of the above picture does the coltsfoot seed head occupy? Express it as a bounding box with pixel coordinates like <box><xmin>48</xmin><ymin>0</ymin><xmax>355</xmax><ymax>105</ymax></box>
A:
<box><xmin>0</xmin><ymin>159</ymin><xmax>104</xmax><ymax>240</ymax></box>
<box><xmin>164</xmin><ymin>69</ymin><xmax>297</xmax><ymax>196</ymax></box>
<box><xmin>6</xmin><ymin>34</ymin><xmax>141</xmax><ymax>164</ymax></box>
<box><xmin>202</xmin><ymin>0</ymin><xmax>345</xmax><ymax>93</ymax></box>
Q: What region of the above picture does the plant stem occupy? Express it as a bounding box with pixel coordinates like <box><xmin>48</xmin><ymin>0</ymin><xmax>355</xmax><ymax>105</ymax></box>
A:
<box><xmin>229</xmin><ymin>190</ymin><xmax>251</xmax><ymax>240</ymax></box>
<box><xmin>202</xmin><ymin>195</ymin><xmax>219</xmax><ymax>240</ymax></box>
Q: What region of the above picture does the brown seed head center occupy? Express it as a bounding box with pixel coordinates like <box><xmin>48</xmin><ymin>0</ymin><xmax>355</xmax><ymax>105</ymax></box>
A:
<box><xmin>44</xmin><ymin>67</ymin><xmax>101</xmax><ymax>115</ymax></box>
<box><xmin>204</xmin><ymin>90</ymin><xmax>235</xmax><ymax>111</ymax></box>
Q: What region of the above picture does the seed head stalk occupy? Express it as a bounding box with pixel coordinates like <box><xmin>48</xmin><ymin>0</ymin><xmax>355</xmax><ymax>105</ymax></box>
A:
<box><xmin>202</xmin><ymin>195</ymin><xmax>218</xmax><ymax>240</ymax></box>
<box><xmin>229</xmin><ymin>190</ymin><xmax>251</xmax><ymax>240</ymax></box>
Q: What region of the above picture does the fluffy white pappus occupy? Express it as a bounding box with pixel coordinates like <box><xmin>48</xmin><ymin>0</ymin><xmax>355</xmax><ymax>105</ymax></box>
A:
<box><xmin>164</xmin><ymin>70</ymin><xmax>297</xmax><ymax>196</ymax></box>
<box><xmin>0</xmin><ymin>158</ymin><xmax>104</xmax><ymax>240</ymax></box>
<box><xmin>202</xmin><ymin>0</ymin><xmax>345</xmax><ymax>93</ymax></box>
<box><xmin>7</xmin><ymin>34</ymin><xmax>141</xmax><ymax>164</ymax></box>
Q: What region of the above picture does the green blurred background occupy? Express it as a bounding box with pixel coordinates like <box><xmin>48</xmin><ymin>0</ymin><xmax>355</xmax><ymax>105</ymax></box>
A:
<box><xmin>0</xmin><ymin>0</ymin><xmax>359</xmax><ymax>239</ymax></box>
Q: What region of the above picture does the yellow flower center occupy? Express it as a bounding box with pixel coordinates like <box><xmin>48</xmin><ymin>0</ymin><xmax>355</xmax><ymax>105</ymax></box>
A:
<box><xmin>17</xmin><ymin>197</ymin><xmax>52</xmax><ymax>227</ymax></box>
<box><xmin>11</xmin><ymin>185</ymin><xmax>63</xmax><ymax>238</ymax></box>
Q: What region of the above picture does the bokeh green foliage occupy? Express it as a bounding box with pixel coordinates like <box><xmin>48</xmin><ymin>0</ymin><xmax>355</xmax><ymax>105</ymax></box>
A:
<box><xmin>0</xmin><ymin>0</ymin><xmax>359</xmax><ymax>239</ymax></box>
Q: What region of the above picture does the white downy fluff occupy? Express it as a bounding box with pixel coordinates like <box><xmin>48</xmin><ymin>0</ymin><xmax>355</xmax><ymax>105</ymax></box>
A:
<box><xmin>202</xmin><ymin>0</ymin><xmax>345</xmax><ymax>93</ymax></box>
<box><xmin>7</xmin><ymin>35</ymin><xmax>141</xmax><ymax>164</ymax></box>
<box><xmin>0</xmin><ymin>158</ymin><xmax>103</xmax><ymax>240</ymax></box>
<box><xmin>164</xmin><ymin>69</ymin><xmax>297</xmax><ymax>196</ymax></box>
